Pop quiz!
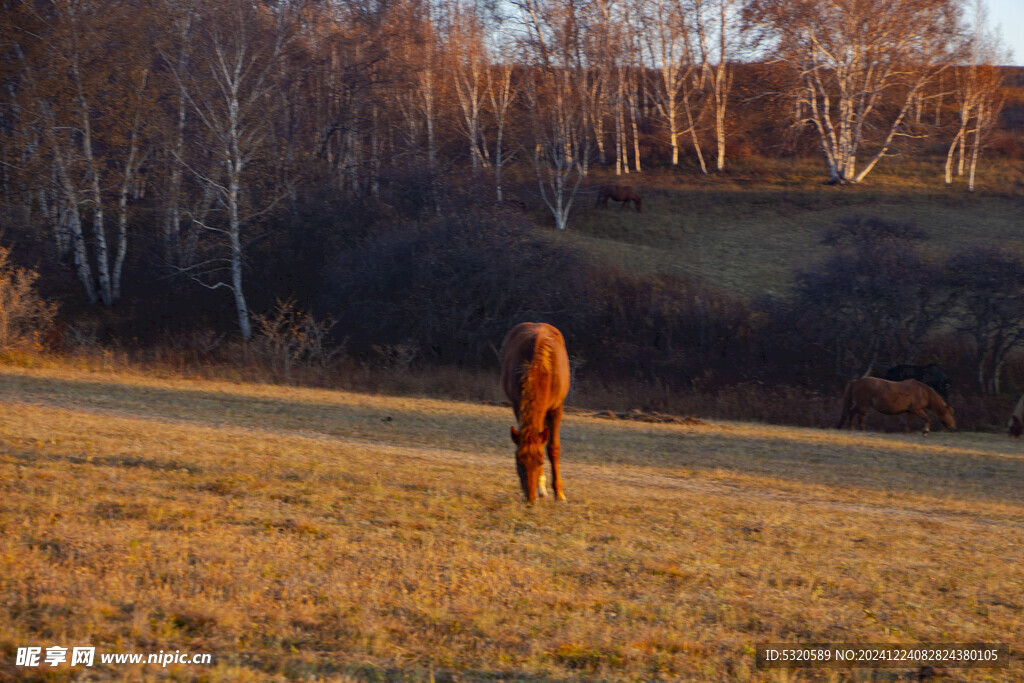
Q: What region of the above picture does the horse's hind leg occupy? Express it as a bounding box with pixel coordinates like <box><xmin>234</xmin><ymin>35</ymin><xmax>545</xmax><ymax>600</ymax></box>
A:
<box><xmin>546</xmin><ymin>406</ymin><xmax>567</xmax><ymax>501</ymax></box>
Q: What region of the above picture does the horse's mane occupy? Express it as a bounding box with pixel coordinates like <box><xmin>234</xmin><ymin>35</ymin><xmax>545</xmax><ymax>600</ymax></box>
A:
<box><xmin>917</xmin><ymin>381</ymin><xmax>949</xmax><ymax>411</ymax></box>
<box><xmin>913</xmin><ymin>382</ymin><xmax>950</xmax><ymax>413</ymax></box>
<box><xmin>518</xmin><ymin>336</ymin><xmax>555</xmax><ymax>435</ymax></box>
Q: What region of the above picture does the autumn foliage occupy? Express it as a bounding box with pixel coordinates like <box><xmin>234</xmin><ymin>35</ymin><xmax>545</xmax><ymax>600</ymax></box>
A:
<box><xmin>0</xmin><ymin>0</ymin><xmax>1022</xmax><ymax>425</ymax></box>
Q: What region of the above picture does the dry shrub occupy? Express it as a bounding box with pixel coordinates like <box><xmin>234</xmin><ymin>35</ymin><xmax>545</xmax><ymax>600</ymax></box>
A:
<box><xmin>0</xmin><ymin>246</ymin><xmax>56</xmax><ymax>351</ymax></box>
<box><xmin>251</xmin><ymin>298</ymin><xmax>339</xmax><ymax>381</ymax></box>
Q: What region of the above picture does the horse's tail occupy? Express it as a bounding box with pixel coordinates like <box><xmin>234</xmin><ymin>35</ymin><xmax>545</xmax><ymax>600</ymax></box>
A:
<box><xmin>836</xmin><ymin>381</ymin><xmax>854</xmax><ymax>429</ymax></box>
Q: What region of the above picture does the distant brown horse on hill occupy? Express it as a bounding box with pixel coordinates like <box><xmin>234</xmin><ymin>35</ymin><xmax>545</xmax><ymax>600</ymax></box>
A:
<box><xmin>596</xmin><ymin>184</ymin><xmax>642</xmax><ymax>213</ymax></box>
<box><xmin>500</xmin><ymin>322</ymin><xmax>571</xmax><ymax>503</ymax></box>
<box><xmin>836</xmin><ymin>378</ymin><xmax>955</xmax><ymax>435</ymax></box>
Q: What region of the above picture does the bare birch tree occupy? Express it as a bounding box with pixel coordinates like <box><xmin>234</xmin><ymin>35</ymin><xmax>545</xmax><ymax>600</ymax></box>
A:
<box><xmin>944</xmin><ymin>0</ymin><xmax>1006</xmax><ymax>190</ymax></box>
<box><xmin>159</xmin><ymin>3</ymin><xmax>195</xmax><ymax>267</ymax></box>
<box><xmin>169</xmin><ymin>0</ymin><xmax>295</xmax><ymax>339</ymax></box>
<box><xmin>306</xmin><ymin>0</ymin><xmax>395</xmax><ymax>200</ymax></box>
<box><xmin>393</xmin><ymin>1</ymin><xmax>445</xmax><ymax>214</ymax></box>
<box><xmin>447</xmin><ymin>2</ymin><xmax>490</xmax><ymax>173</ymax></box>
<box><xmin>17</xmin><ymin>0</ymin><xmax>156</xmax><ymax>305</ymax></box>
<box><xmin>639</xmin><ymin>0</ymin><xmax>694</xmax><ymax>167</ymax></box>
<box><xmin>747</xmin><ymin>0</ymin><xmax>966</xmax><ymax>184</ymax></box>
<box><xmin>517</xmin><ymin>0</ymin><xmax>593</xmax><ymax>230</ymax></box>
<box><xmin>694</xmin><ymin>0</ymin><xmax>745</xmax><ymax>171</ymax></box>
<box><xmin>485</xmin><ymin>62</ymin><xmax>518</xmax><ymax>201</ymax></box>
<box><xmin>524</xmin><ymin>70</ymin><xmax>592</xmax><ymax>231</ymax></box>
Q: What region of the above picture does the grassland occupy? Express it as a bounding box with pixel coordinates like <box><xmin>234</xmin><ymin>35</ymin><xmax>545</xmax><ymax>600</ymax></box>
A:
<box><xmin>1</xmin><ymin>364</ymin><xmax>1023</xmax><ymax>681</ymax></box>
<box><xmin>562</xmin><ymin>161</ymin><xmax>1024</xmax><ymax>298</ymax></box>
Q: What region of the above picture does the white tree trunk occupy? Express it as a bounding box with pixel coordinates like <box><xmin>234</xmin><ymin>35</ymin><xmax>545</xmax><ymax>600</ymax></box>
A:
<box><xmin>967</xmin><ymin>100</ymin><xmax>984</xmax><ymax>192</ymax></box>
<box><xmin>487</xmin><ymin>65</ymin><xmax>516</xmax><ymax>202</ymax></box>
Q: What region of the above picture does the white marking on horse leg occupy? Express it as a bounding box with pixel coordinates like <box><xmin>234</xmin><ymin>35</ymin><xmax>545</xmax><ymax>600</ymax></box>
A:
<box><xmin>538</xmin><ymin>473</ymin><xmax>547</xmax><ymax>498</ymax></box>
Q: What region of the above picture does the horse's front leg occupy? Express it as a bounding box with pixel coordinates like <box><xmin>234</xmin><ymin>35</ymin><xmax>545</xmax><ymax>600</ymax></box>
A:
<box><xmin>547</xmin><ymin>406</ymin><xmax>567</xmax><ymax>501</ymax></box>
<box><xmin>911</xmin><ymin>408</ymin><xmax>931</xmax><ymax>435</ymax></box>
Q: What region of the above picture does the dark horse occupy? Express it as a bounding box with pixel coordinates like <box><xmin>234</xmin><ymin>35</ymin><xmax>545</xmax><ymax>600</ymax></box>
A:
<box><xmin>596</xmin><ymin>184</ymin><xmax>642</xmax><ymax>213</ymax></box>
<box><xmin>500</xmin><ymin>322</ymin><xmax>571</xmax><ymax>503</ymax></box>
<box><xmin>884</xmin><ymin>363</ymin><xmax>951</xmax><ymax>400</ymax></box>
<box><xmin>836</xmin><ymin>378</ymin><xmax>956</xmax><ymax>435</ymax></box>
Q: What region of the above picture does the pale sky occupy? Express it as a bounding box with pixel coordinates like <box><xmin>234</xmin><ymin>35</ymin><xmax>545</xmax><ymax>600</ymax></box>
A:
<box><xmin>987</xmin><ymin>0</ymin><xmax>1024</xmax><ymax>65</ymax></box>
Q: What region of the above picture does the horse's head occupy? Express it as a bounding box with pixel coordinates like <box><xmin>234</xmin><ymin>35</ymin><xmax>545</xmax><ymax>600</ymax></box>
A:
<box><xmin>940</xmin><ymin>404</ymin><xmax>956</xmax><ymax>431</ymax></box>
<box><xmin>924</xmin><ymin>385</ymin><xmax>956</xmax><ymax>431</ymax></box>
<box><xmin>510</xmin><ymin>425</ymin><xmax>548</xmax><ymax>503</ymax></box>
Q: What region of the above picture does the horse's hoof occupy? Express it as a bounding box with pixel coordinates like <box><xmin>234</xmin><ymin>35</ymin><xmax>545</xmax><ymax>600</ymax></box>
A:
<box><xmin>556</xmin><ymin>492</ymin><xmax>567</xmax><ymax>502</ymax></box>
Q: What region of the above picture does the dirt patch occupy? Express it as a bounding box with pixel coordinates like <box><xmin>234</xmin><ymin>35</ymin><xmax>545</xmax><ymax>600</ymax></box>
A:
<box><xmin>588</xmin><ymin>409</ymin><xmax>707</xmax><ymax>425</ymax></box>
<box><xmin>484</xmin><ymin>402</ymin><xmax>707</xmax><ymax>427</ymax></box>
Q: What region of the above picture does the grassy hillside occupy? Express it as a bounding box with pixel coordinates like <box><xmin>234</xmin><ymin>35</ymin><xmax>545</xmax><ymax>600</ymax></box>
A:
<box><xmin>558</xmin><ymin>163</ymin><xmax>1024</xmax><ymax>299</ymax></box>
<box><xmin>1</xmin><ymin>365</ymin><xmax>1022</xmax><ymax>680</ymax></box>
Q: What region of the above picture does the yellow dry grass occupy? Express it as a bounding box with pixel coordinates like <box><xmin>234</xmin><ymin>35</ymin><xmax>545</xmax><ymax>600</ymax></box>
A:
<box><xmin>1</xmin><ymin>364</ymin><xmax>1022</xmax><ymax>681</ymax></box>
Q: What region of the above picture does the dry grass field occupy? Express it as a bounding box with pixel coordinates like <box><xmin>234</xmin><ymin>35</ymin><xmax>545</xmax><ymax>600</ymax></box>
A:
<box><xmin>1</xmin><ymin>364</ymin><xmax>1023</xmax><ymax>681</ymax></box>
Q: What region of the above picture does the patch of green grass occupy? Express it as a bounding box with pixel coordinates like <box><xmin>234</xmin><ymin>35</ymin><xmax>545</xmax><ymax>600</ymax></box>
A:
<box><xmin>563</xmin><ymin>160</ymin><xmax>1024</xmax><ymax>298</ymax></box>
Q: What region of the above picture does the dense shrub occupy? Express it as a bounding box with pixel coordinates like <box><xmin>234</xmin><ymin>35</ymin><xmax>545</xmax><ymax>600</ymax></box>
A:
<box><xmin>319</xmin><ymin>209</ymin><xmax>597</xmax><ymax>366</ymax></box>
<box><xmin>319</xmin><ymin>209</ymin><xmax>757</xmax><ymax>390</ymax></box>
<box><xmin>585</xmin><ymin>273</ymin><xmax>756</xmax><ymax>388</ymax></box>
<box><xmin>944</xmin><ymin>245</ymin><xmax>1024</xmax><ymax>394</ymax></box>
<box><xmin>764</xmin><ymin>217</ymin><xmax>946</xmax><ymax>383</ymax></box>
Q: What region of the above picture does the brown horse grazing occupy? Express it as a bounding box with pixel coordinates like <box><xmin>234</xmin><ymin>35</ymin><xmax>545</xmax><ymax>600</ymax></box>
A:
<box><xmin>1008</xmin><ymin>394</ymin><xmax>1024</xmax><ymax>437</ymax></box>
<box><xmin>836</xmin><ymin>378</ymin><xmax>955</xmax><ymax>435</ymax></box>
<box><xmin>500</xmin><ymin>322</ymin><xmax>571</xmax><ymax>503</ymax></box>
<box><xmin>596</xmin><ymin>184</ymin><xmax>642</xmax><ymax>213</ymax></box>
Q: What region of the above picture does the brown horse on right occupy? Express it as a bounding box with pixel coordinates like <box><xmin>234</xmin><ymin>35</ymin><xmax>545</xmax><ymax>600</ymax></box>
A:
<box><xmin>836</xmin><ymin>378</ymin><xmax>955</xmax><ymax>435</ymax></box>
<box><xmin>596</xmin><ymin>184</ymin><xmax>642</xmax><ymax>213</ymax></box>
<box><xmin>501</xmin><ymin>322</ymin><xmax>571</xmax><ymax>503</ymax></box>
